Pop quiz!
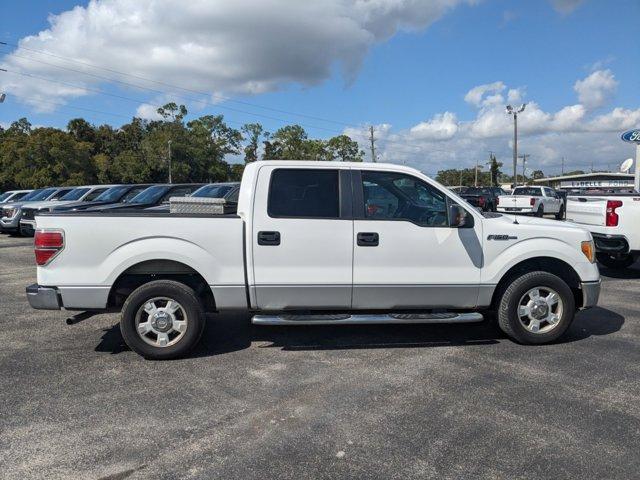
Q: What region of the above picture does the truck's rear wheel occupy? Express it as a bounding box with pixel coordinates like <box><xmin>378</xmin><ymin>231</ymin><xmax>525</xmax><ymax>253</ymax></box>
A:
<box><xmin>497</xmin><ymin>271</ymin><xmax>575</xmax><ymax>344</ymax></box>
<box><xmin>555</xmin><ymin>204</ymin><xmax>565</xmax><ymax>220</ymax></box>
<box><xmin>535</xmin><ymin>205</ymin><xmax>544</xmax><ymax>217</ymax></box>
<box><xmin>120</xmin><ymin>280</ymin><xmax>206</xmax><ymax>360</ymax></box>
<box><xmin>596</xmin><ymin>253</ymin><xmax>636</xmax><ymax>270</ymax></box>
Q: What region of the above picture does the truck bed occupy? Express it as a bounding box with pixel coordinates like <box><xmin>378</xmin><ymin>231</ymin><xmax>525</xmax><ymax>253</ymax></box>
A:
<box><xmin>35</xmin><ymin>211</ymin><xmax>246</xmax><ymax>309</ymax></box>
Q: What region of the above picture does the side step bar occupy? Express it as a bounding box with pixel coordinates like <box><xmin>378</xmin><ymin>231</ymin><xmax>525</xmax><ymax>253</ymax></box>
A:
<box><xmin>251</xmin><ymin>312</ymin><xmax>484</xmax><ymax>326</ymax></box>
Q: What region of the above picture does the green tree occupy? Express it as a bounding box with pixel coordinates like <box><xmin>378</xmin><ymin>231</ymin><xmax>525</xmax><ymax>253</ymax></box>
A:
<box><xmin>531</xmin><ymin>170</ymin><xmax>545</xmax><ymax>180</ymax></box>
<box><xmin>241</xmin><ymin>123</ymin><xmax>264</xmax><ymax>163</ymax></box>
<box><xmin>488</xmin><ymin>154</ymin><xmax>503</xmax><ymax>186</ymax></box>
<box><xmin>326</xmin><ymin>135</ymin><xmax>364</xmax><ymax>162</ymax></box>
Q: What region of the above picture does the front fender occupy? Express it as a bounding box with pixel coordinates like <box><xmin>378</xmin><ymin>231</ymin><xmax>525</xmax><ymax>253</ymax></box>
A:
<box><xmin>482</xmin><ymin>237</ymin><xmax>599</xmax><ymax>284</ymax></box>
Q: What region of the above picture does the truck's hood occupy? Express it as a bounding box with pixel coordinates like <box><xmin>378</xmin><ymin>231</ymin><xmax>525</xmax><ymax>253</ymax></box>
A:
<box><xmin>485</xmin><ymin>213</ymin><xmax>591</xmax><ymax>237</ymax></box>
<box><xmin>22</xmin><ymin>200</ymin><xmax>74</xmax><ymax>211</ymax></box>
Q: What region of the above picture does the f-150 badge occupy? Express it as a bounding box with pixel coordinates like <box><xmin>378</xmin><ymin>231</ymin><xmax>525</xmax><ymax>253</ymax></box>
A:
<box><xmin>487</xmin><ymin>234</ymin><xmax>518</xmax><ymax>241</ymax></box>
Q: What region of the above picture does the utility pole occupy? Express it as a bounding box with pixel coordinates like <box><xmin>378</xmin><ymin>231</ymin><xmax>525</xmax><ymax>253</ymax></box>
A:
<box><xmin>561</xmin><ymin>156</ymin><xmax>565</xmax><ymax>175</ymax></box>
<box><xmin>368</xmin><ymin>126</ymin><xmax>377</xmax><ymax>162</ymax></box>
<box><xmin>519</xmin><ymin>154</ymin><xmax>530</xmax><ymax>185</ymax></box>
<box><xmin>506</xmin><ymin>104</ymin><xmax>526</xmax><ymax>187</ymax></box>
<box><xmin>459</xmin><ymin>169</ymin><xmax>463</xmax><ymax>188</ymax></box>
<box><xmin>487</xmin><ymin>151</ymin><xmax>495</xmax><ymax>186</ymax></box>
<box><xmin>167</xmin><ymin>140</ymin><xmax>172</xmax><ymax>184</ymax></box>
<box><xmin>474</xmin><ymin>158</ymin><xmax>479</xmax><ymax>187</ymax></box>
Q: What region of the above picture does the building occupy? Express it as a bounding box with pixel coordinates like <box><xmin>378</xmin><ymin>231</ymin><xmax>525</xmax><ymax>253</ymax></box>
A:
<box><xmin>532</xmin><ymin>172</ymin><xmax>635</xmax><ymax>191</ymax></box>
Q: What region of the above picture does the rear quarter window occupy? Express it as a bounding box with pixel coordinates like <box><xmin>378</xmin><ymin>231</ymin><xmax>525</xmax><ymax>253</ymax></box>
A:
<box><xmin>268</xmin><ymin>169</ymin><xmax>339</xmax><ymax>218</ymax></box>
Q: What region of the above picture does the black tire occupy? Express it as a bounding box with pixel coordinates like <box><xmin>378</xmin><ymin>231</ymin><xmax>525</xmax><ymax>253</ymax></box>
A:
<box><xmin>497</xmin><ymin>271</ymin><xmax>575</xmax><ymax>344</ymax></box>
<box><xmin>555</xmin><ymin>204</ymin><xmax>565</xmax><ymax>220</ymax></box>
<box><xmin>120</xmin><ymin>280</ymin><xmax>206</xmax><ymax>360</ymax></box>
<box><xmin>535</xmin><ymin>205</ymin><xmax>544</xmax><ymax>217</ymax></box>
<box><xmin>596</xmin><ymin>253</ymin><xmax>636</xmax><ymax>270</ymax></box>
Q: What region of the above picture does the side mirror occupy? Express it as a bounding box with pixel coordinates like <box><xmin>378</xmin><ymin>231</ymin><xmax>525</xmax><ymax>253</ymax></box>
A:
<box><xmin>449</xmin><ymin>204</ymin><xmax>474</xmax><ymax>228</ymax></box>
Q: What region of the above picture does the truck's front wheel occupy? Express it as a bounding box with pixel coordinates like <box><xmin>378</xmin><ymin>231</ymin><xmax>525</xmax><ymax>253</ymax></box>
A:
<box><xmin>497</xmin><ymin>271</ymin><xmax>575</xmax><ymax>344</ymax></box>
<box><xmin>120</xmin><ymin>280</ymin><xmax>206</xmax><ymax>360</ymax></box>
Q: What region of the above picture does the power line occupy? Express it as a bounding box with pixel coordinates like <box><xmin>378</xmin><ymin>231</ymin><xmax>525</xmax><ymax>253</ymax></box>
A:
<box><xmin>0</xmin><ymin>43</ymin><xmax>450</xmax><ymax>154</ymax></box>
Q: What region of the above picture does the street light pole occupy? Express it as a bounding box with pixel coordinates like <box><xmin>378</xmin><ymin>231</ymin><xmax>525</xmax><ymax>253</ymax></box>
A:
<box><xmin>506</xmin><ymin>104</ymin><xmax>526</xmax><ymax>187</ymax></box>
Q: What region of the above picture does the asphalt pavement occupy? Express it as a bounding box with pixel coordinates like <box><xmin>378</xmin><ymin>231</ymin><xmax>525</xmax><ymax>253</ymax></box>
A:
<box><xmin>1</xmin><ymin>235</ymin><xmax>639</xmax><ymax>479</ymax></box>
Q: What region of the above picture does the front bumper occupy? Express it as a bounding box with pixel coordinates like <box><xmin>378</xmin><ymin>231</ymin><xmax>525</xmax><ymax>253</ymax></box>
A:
<box><xmin>580</xmin><ymin>280</ymin><xmax>601</xmax><ymax>309</ymax></box>
<box><xmin>19</xmin><ymin>219</ymin><xmax>36</xmax><ymax>235</ymax></box>
<box><xmin>591</xmin><ymin>233</ymin><xmax>630</xmax><ymax>255</ymax></box>
<box><xmin>26</xmin><ymin>284</ymin><xmax>61</xmax><ymax>310</ymax></box>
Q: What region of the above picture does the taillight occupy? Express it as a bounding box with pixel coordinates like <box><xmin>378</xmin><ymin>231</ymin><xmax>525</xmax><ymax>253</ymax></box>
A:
<box><xmin>530</xmin><ymin>198</ymin><xmax>535</xmax><ymax>206</ymax></box>
<box><xmin>606</xmin><ymin>200</ymin><xmax>623</xmax><ymax>227</ymax></box>
<box><xmin>496</xmin><ymin>197</ymin><xmax>500</xmax><ymax>205</ymax></box>
<box><xmin>479</xmin><ymin>196</ymin><xmax>485</xmax><ymax>206</ymax></box>
<box><xmin>34</xmin><ymin>230</ymin><xmax>64</xmax><ymax>266</ymax></box>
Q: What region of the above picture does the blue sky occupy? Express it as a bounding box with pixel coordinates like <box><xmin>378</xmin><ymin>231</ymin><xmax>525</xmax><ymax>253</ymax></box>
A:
<box><xmin>1</xmin><ymin>0</ymin><xmax>639</xmax><ymax>175</ymax></box>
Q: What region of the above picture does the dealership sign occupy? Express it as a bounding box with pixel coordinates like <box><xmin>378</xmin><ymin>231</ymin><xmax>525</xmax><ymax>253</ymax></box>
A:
<box><xmin>621</xmin><ymin>129</ymin><xmax>640</xmax><ymax>143</ymax></box>
<box><xmin>560</xmin><ymin>179</ymin><xmax>634</xmax><ymax>188</ymax></box>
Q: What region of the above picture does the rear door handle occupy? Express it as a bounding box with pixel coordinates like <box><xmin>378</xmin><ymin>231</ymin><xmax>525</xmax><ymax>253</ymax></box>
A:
<box><xmin>258</xmin><ymin>231</ymin><xmax>280</xmax><ymax>246</ymax></box>
<box><xmin>357</xmin><ymin>232</ymin><xmax>379</xmax><ymax>246</ymax></box>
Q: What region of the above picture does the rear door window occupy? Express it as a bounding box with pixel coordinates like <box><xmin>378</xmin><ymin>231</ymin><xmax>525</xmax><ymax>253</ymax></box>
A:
<box><xmin>268</xmin><ymin>169</ymin><xmax>340</xmax><ymax>218</ymax></box>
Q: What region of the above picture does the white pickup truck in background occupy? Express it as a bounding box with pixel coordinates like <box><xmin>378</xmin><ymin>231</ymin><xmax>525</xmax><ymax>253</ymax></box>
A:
<box><xmin>26</xmin><ymin>161</ymin><xmax>600</xmax><ymax>359</ymax></box>
<box><xmin>566</xmin><ymin>192</ymin><xmax>640</xmax><ymax>269</ymax></box>
<box><xmin>497</xmin><ymin>186</ymin><xmax>565</xmax><ymax>219</ymax></box>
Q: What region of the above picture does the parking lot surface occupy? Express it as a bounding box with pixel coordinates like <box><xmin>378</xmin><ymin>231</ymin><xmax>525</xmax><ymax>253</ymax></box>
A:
<box><xmin>2</xmin><ymin>235</ymin><xmax>640</xmax><ymax>479</ymax></box>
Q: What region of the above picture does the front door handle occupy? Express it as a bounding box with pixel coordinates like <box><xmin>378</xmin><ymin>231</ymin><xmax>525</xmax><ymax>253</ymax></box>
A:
<box><xmin>357</xmin><ymin>232</ymin><xmax>379</xmax><ymax>246</ymax></box>
<box><xmin>258</xmin><ymin>231</ymin><xmax>280</xmax><ymax>246</ymax></box>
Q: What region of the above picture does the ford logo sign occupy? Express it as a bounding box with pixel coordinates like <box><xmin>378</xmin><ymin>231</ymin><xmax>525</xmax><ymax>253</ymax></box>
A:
<box><xmin>621</xmin><ymin>129</ymin><xmax>640</xmax><ymax>143</ymax></box>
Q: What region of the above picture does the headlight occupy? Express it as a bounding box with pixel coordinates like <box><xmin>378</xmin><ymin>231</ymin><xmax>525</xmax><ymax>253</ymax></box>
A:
<box><xmin>3</xmin><ymin>208</ymin><xmax>16</xmax><ymax>218</ymax></box>
<box><xmin>581</xmin><ymin>240</ymin><xmax>595</xmax><ymax>263</ymax></box>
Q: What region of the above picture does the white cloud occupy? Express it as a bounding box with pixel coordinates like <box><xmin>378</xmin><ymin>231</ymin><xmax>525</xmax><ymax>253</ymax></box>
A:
<box><xmin>0</xmin><ymin>0</ymin><xmax>475</xmax><ymax>109</ymax></box>
<box><xmin>464</xmin><ymin>81</ymin><xmax>505</xmax><ymax>107</ymax></box>
<box><xmin>573</xmin><ymin>69</ymin><xmax>618</xmax><ymax>110</ymax></box>
<box><xmin>356</xmin><ymin>70</ymin><xmax>640</xmax><ymax>176</ymax></box>
<box><xmin>135</xmin><ymin>103</ymin><xmax>163</xmax><ymax>121</ymax></box>
<box><xmin>549</xmin><ymin>0</ymin><xmax>584</xmax><ymax>14</ymax></box>
<box><xmin>409</xmin><ymin>112</ymin><xmax>458</xmax><ymax>140</ymax></box>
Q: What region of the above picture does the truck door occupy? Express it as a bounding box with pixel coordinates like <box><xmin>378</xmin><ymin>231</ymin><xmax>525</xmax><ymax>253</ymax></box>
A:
<box><xmin>251</xmin><ymin>165</ymin><xmax>353</xmax><ymax>310</ymax></box>
<box><xmin>351</xmin><ymin>169</ymin><xmax>482</xmax><ymax>309</ymax></box>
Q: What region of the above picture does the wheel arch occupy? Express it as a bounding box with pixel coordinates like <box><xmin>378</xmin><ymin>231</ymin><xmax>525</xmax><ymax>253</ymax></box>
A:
<box><xmin>107</xmin><ymin>259</ymin><xmax>216</xmax><ymax>312</ymax></box>
<box><xmin>489</xmin><ymin>256</ymin><xmax>583</xmax><ymax>310</ymax></box>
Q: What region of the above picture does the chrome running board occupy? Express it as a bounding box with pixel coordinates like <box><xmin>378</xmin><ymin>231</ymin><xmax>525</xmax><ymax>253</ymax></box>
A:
<box><xmin>251</xmin><ymin>312</ymin><xmax>484</xmax><ymax>325</ymax></box>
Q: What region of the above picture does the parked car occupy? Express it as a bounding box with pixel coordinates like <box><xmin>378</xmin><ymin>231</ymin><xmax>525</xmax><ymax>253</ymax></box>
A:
<box><xmin>0</xmin><ymin>187</ymin><xmax>75</xmax><ymax>233</ymax></box>
<box><xmin>85</xmin><ymin>184</ymin><xmax>204</xmax><ymax>212</ymax></box>
<box><xmin>0</xmin><ymin>190</ymin><xmax>32</xmax><ymax>204</ymax></box>
<box><xmin>20</xmin><ymin>185</ymin><xmax>118</xmax><ymax>235</ymax></box>
<box><xmin>459</xmin><ymin>186</ymin><xmax>505</xmax><ymax>212</ymax></box>
<box><xmin>566</xmin><ymin>191</ymin><xmax>640</xmax><ymax>269</ymax></box>
<box><xmin>145</xmin><ymin>182</ymin><xmax>241</xmax><ymax>212</ymax></box>
<box><xmin>497</xmin><ymin>186</ymin><xmax>565</xmax><ymax>219</ymax></box>
<box><xmin>51</xmin><ymin>184</ymin><xmax>154</xmax><ymax>212</ymax></box>
<box><xmin>27</xmin><ymin>161</ymin><xmax>600</xmax><ymax>360</ymax></box>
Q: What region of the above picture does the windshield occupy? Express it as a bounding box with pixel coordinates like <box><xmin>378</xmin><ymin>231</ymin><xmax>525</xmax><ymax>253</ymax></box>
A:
<box><xmin>60</xmin><ymin>187</ymin><xmax>91</xmax><ymax>201</ymax></box>
<box><xmin>463</xmin><ymin>187</ymin><xmax>490</xmax><ymax>194</ymax></box>
<box><xmin>94</xmin><ymin>185</ymin><xmax>130</xmax><ymax>202</ymax></box>
<box><xmin>192</xmin><ymin>184</ymin><xmax>235</xmax><ymax>198</ymax></box>
<box><xmin>513</xmin><ymin>187</ymin><xmax>542</xmax><ymax>196</ymax></box>
<box><xmin>18</xmin><ymin>189</ymin><xmax>44</xmax><ymax>201</ymax></box>
<box><xmin>129</xmin><ymin>185</ymin><xmax>168</xmax><ymax>204</ymax></box>
<box><xmin>0</xmin><ymin>192</ymin><xmax>12</xmax><ymax>202</ymax></box>
<box><xmin>29</xmin><ymin>188</ymin><xmax>58</xmax><ymax>201</ymax></box>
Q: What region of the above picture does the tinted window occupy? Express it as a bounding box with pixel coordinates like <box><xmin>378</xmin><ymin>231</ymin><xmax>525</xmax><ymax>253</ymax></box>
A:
<box><xmin>94</xmin><ymin>185</ymin><xmax>129</xmax><ymax>202</ymax></box>
<box><xmin>192</xmin><ymin>184</ymin><xmax>236</xmax><ymax>199</ymax></box>
<box><xmin>83</xmin><ymin>188</ymin><xmax>108</xmax><ymax>201</ymax></box>
<box><xmin>122</xmin><ymin>186</ymin><xmax>149</xmax><ymax>202</ymax></box>
<box><xmin>513</xmin><ymin>187</ymin><xmax>542</xmax><ymax>196</ymax></box>
<box><xmin>268</xmin><ymin>169</ymin><xmax>339</xmax><ymax>218</ymax></box>
<box><xmin>11</xmin><ymin>192</ymin><xmax>30</xmax><ymax>201</ymax></box>
<box><xmin>162</xmin><ymin>186</ymin><xmax>197</xmax><ymax>201</ymax></box>
<box><xmin>361</xmin><ymin>171</ymin><xmax>448</xmax><ymax>227</ymax></box>
<box><xmin>29</xmin><ymin>188</ymin><xmax>57</xmax><ymax>201</ymax></box>
<box><xmin>51</xmin><ymin>188</ymin><xmax>74</xmax><ymax>200</ymax></box>
<box><xmin>60</xmin><ymin>188</ymin><xmax>90</xmax><ymax>201</ymax></box>
<box><xmin>0</xmin><ymin>192</ymin><xmax>12</xmax><ymax>202</ymax></box>
<box><xmin>130</xmin><ymin>186</ymin><xmax>169</xmax><ymax>204</ymax></box>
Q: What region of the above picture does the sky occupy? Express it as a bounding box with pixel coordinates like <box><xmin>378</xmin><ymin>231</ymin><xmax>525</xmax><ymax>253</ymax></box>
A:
<box><xmin>1</xmin><ymin>0</ymin><xmax>639</xmax><ymax>177</ymax></box>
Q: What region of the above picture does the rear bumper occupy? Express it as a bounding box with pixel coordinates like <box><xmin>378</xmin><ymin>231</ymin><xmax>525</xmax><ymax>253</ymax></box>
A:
<box><xmin>591</xmin><ymin>233</ymin><xmax>630</xmax><ymax>254</ymax></box>
<box><xmin>497</xmin><ymin>207</ymin><xmax>534</xmax><ymax>213</ymax></box>
<box><xmin>580</xmin><ymin>280</ymin><xmax>601</xmax><ymax>309</ymax></box>
<box><xmin>26</xmin><ymin>284</ymin><xmax>61</xmax><ymax>310</ymax></box>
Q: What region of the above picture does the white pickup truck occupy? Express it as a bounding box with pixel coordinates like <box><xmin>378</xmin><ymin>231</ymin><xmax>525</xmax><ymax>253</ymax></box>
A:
<box><xmin>27</xmin><ymin>161</ymin><xmax>600</xmax><ymax>359</ymax></box>
<box><xmin>566</xmin><ymin>192</ymin><xmax>640</xmax><ymax>269</ymax></box>
<box><xmin>497</xmin><ymin>186</ymin><xmax>565</xmax><ymax>219</ymax></box>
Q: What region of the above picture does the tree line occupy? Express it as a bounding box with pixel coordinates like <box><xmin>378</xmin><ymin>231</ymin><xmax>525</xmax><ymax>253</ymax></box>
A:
<box><xmin>0</xmin><ymin>103</ymin><xmax>365</xmax><ymax>190</ymax></box>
